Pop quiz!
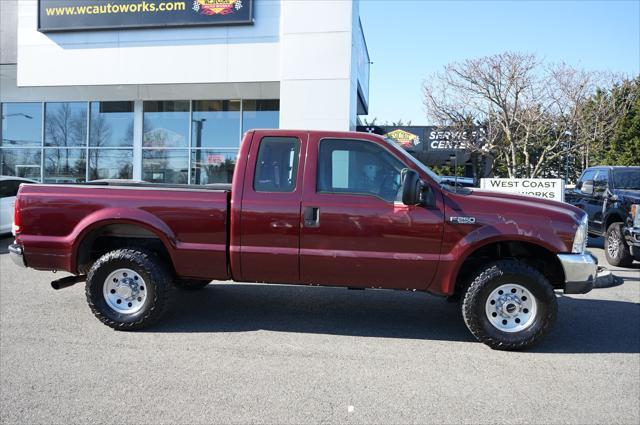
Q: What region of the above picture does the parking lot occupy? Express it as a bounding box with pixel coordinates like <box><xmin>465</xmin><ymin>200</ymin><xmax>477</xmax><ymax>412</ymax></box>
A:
<box><xmin>0</xmin><ymin>236</ymin><xmax>638</xmax><ymax>424</ymax></box>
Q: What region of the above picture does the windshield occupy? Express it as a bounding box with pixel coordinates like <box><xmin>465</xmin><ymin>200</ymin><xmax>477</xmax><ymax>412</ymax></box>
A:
<box><xmin>612</xmin><ymin>169</ymin><xmax>640</xmax><ymax>190</ymax></box>
<box><xmin>382</xmin><ymin>138</ymin><xmax>442</xmax><ymax>184</ymax></box>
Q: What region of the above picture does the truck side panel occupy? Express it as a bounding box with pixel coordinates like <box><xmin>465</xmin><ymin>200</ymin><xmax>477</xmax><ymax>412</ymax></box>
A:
<box><xmin>15</xmin><ymin>185</ymin><xmax>230</xmax><ymax>280</ymax></box>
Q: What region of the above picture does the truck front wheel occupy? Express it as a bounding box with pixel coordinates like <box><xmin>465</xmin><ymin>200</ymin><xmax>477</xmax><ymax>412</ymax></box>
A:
<box><xmin>604</xmin><ymin>222</ymin><xmax>634</xmax><ymax>267</ymax></box>
<box><xmin>85</xmin><ymin>249</ymin><xmax>173</xmax><ymax>330</ymax></box>
<box><xmin>461</xmin><ymin>260</ymin><xmax>557</xmax><ymax>350</ymax></box>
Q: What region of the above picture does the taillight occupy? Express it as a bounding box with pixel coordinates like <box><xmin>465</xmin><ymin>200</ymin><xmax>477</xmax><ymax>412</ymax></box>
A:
<box><xmin>12</xmin><ymin>197</ymin><xmax>21</xmax><ymax>236</ymax></box>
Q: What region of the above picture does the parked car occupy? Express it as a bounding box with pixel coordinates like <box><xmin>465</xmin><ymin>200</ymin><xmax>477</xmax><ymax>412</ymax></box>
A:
<box><xmin>0</xmin><ymin>176</ymin><xmax>37</xmax><ymax>235</ymax></box>
<box><xmin>440</xmin><ymin>176</ymin><xmax>477</xmax><ymax>188</ymax></box>
<box><xmin>10</xmin><ymin>130</ymin><xmax>599</xmax><ymax>350</ymax></box>
<box><xmin>565</xmin><ymin>166</ymin><xmax>640</xmax><ymax>267</ymax></box>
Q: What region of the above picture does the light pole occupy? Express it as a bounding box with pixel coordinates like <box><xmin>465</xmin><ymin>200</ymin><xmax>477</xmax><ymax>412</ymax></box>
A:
<box><xmin>564</xmin><ymin>130</ymin><xmax>573</xmax><ymax>182</ymax></box>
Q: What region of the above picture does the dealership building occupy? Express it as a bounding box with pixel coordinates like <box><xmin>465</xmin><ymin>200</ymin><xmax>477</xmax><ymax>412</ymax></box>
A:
<box><xmin>1</xmin><ymin>0</ymin><xmax>370</xmax><ymax>184</ymax></box>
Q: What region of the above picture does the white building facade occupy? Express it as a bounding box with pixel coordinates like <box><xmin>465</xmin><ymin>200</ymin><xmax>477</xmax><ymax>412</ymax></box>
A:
<box><xmin>0</xmin><ymin>0</ymin><xmax>369</xmax><ymax>184</ymax></box>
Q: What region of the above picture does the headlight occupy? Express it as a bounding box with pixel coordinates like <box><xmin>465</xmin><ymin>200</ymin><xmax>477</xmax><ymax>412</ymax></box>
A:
<box><xmin>632</xmin><ymin>204</ymin><xmax>640</xmax><ymax>228</ymax></box>
<box><xmin>572</xmin><ymin>214</ymin><xmax>588</xmax><ymax>253</ymax></box>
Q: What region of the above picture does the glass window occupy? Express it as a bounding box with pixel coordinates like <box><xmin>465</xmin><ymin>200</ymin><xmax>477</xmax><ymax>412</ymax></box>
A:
<box><xmin>577</xmin><ymin>170</ymin><xmax>597</xmax><ymax>191</ymax></box>
<box><xmin>1</xmin><ymin>103</ymin><xmax>42</xmax><ymax>147</ymax></box>
<box><xmin>191</xmin><ymin>150</ymin><xmax>237</xmax><ymax>185</ymax></box>
<box><xmin>88</xmin><ymin>149</ymin><xmax>133</xmax><ymax>181</ymax></box>
<box><xmin>90</xmin><ymin>102</ymin><xmax>134</xmax><ymax>147</ymax></box>
<box><xmin>318</xmin><ymin>139</ymin><xmax>404</xmax><ymax>202</ymax></box>
<box><xmin>192</xmin><ymin>100</ymin><xmax>241</xmax><ymax>148</ymax></box>
<box><xmin>143</xmin><ymin>101</ymin><xmax>189</xmax><ymax>148</ymax></box>
<box><xmin>594</xmin><ymin>170</ymin><xmax>609</xmax><ymax>184</ymax></box>
<box><xmin>142</xmin><ymin>149</ymin><xmax>188</xmax><ymax>184</ymax></box>
<box><xmin>242</xmin><ymin>100</ymin><xmax>279</xmax><ymax>133</ymax></box>
<box><xmin>44</xmin><ymin>148</ymin><xmax>86</xmax><ymax>183</ymax></box>
<box><xmin>0</xmin><ymin>148</ymin><xmax>42</xmax><ymax>180</ymax></box>
<box><xmin>254</xmin><ymin>137</ymin><xmax>300</xmax><ymax>193</ymax></box>
<box><xmin>44</xmin><ymin>102</ymin><xmax>88</xmax><ymax>147</ymax></box>
<box><xmin>612</xmin><ymin>169</ymin><xmax>640</xmax><ymax>190</ymax></box>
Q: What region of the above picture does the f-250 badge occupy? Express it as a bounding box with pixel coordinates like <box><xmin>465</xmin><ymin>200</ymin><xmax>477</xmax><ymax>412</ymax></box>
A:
<box><xmin>450</xmin><ymin>216</ymin><xmax>476</xmax><ymax>224</ymax></box>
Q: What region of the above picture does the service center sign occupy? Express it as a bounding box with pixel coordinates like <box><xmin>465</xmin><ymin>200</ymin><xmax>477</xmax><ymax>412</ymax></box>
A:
<box><xmin>480</xmin><ymin>178</ymin><xmax>565</xmax><ymax>202</ymax></box>
<box><xmin>39</xmin><ymin>0</ymin><xmax>254</xmax><ymax>32</ymax></box>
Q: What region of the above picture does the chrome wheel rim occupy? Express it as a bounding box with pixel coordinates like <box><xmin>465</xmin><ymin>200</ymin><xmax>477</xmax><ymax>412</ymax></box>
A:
<box><xmin>607</xmin><ymin>231</ymin><xmax>619</xmax><ymax>258</ymax></box>
<box><xmin>485</xmin><ymin>283</ymin><xmax>537</xmax><ymax>333</ymax></box>
<box><xmin>102</xmin><ymin>268</ymin><xmax>147</xmax><ymax>314</ymax></box>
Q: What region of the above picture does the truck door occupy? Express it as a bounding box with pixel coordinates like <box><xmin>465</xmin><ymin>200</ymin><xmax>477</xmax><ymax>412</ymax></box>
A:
<box><xmin>572</xmin><ymin>169</ymin><xmax>600</xmax><ymax>231</ymax></box>
<box><xmin>239</xmin><ymin>132</ymin><xmax>307</xmax><ymax>284</ymax></box>
<box><xmin>299</xmin><ymin>136</ymin><xmax>444</xmax><ymax>290</ymax></box>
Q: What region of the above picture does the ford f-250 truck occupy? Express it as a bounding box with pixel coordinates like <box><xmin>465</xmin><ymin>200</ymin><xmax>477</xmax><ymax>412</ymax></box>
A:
<box><xmin>9</xmin><ymin>130</ymin><xmax>598</xmax><ymax>350</ymax></box>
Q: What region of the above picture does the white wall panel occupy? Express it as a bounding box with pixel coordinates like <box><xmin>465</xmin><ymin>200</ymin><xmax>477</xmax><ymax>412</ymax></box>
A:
<box><xmin>280</xmin><ymin>32</ymin><xmax>351</xmax><ymax>81</ymax></box>
<box><xmin>17</xmin><ymin>0</ymin><xmax>281</xmax><ymax>87</ymax></box>
<box><xmin>280</xmin><ymin>0</ymin><xmax>353</xmax><ymax>34</ymax></box>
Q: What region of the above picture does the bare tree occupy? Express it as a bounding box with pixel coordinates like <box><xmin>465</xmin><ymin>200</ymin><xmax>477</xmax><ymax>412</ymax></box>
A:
<box><xmin>423</xmin><ymin>52</ymin><xmax>622</xmax><ymax>179</ymax></box>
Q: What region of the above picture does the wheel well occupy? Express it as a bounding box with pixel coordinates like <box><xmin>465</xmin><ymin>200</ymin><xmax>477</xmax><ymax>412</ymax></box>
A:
<box><xmin>76</xmin><ymin>224</ymin><xmax>173</xmax><ymax>275</ymax></box>
<box><xmin>454</xmin><ymin>241</ymin><xmax>565</xmax><ymax>295</ymax></box>
<box><xmin>604</xmin><ymin>213</ymin><xmax>624</xmax><ymax>231</ymax></box>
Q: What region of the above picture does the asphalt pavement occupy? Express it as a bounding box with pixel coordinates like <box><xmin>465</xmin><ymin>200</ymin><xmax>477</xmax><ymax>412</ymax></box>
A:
<box><xmin>0</xmin><ymin>236</ymin><xmax>638</xmax><ymax>424</ymax></box>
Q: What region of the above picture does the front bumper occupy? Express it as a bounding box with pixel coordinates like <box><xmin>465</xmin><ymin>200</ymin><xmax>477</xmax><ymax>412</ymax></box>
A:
<box><xmin>622</xmin><ymin>226</ymin><xmax>640</xmax><ymax>249</ymax></box>
<box><xmin>557</xmin><ymin>252</ymin><xmax>597</xmax><ymax>294</ymax></box>
<box><xmin>8</xmin><ymin>243</ymin><xmax>26</xmax><ymax>268</ymax></box>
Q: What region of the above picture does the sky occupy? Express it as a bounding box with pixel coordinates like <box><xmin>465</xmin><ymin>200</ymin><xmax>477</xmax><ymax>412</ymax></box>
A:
<box><xmin>358</xmin><ymin>0</ymin><xmax>640</xmax><ymax>124</ymax></box>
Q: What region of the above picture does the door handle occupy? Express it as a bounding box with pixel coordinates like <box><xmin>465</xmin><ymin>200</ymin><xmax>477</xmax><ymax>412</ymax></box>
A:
<box><xmin>303</xmin><ymin>207</ymin><xmax>320</xmax><ymax>228</ymax></box>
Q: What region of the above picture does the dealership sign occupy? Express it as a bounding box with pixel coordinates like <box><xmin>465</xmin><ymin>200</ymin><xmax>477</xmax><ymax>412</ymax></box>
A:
<box><xmin>427</xmin><ymin>128</ymin><xmax>485</xmax><ymax>150</ymax></box>
<box><xmin>480</xmin><ymin>178</ymin><xmax>565</xmax><ymax>202</ymax></box>
<box><xmin>38</xmin><ymin>0</ymin><xmax>254</xmax><ymax>32</ymax></box>
<box><xmin>385</xmin><ymin>129</ymin><xmax>420</xmax><ymax>149</ymax></box>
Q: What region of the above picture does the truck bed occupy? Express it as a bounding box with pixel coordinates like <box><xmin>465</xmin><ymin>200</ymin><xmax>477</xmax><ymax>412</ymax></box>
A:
<box><xmin>15</xmin><ymin>183</ymin><xmax>231</xmax><ymax>280</ymax></box>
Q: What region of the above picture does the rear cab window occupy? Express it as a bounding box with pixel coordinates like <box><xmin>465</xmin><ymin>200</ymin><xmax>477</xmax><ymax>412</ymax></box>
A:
<box><xmin>253</xmin><ymin>137</ymin><xmax>301</xmax><ymax>193</ymax></box>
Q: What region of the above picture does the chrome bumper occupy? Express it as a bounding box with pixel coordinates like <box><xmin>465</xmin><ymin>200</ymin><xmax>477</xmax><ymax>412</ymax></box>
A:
<box><xmin>8</xmin><ymin>243</ymin><xmax>26</xmax><ymax>268</ymax></box>
<box><xmin>557</xmin><ymin>252</ymin><xmax>597</xmax><ymax>294</ymax></box>
<box><xmin>623</xmin><ymin>226</ymin><xmax>640</xmax><ymax>246</ymax></box>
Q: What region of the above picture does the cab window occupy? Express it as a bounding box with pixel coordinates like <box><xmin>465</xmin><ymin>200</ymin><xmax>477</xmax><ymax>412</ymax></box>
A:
<box><xmin>577</xmin><ymin>170</ymin><xmax>597</xmax><ymax>193</ymax></box>
<box><xmin>317</xmin><ymin>139</ymin><xmax>404</xmax><ymax>203</ymax></box>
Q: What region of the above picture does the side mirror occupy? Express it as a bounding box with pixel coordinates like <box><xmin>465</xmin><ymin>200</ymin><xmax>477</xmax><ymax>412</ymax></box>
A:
<box><xmin>401</xmin><ymin>168</ymin><xmax>423</xmax><ymax>205</ymax></box>
<box><xmin>581</xmin><ymin>180</ymin><xmax>594</xmax><ymax>195</ymax></box>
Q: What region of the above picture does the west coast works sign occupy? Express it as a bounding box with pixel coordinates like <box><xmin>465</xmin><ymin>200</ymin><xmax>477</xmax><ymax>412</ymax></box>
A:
<box><xmin>38</xmin><ymin>0</ymin><xmax>254</xmax><ymax>32</ymax></box>
<box><xmin>480</xmin><ymin>178</ymin><xmax>565</xmax><ymax>202</ymax></box>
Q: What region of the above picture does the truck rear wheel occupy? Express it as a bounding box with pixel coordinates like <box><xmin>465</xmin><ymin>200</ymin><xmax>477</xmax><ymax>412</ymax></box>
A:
<box><xmin>604</xmin><ymin>222</ymin><xmax>634</xmax><ymax>267</ymax></box>
<box><xmin>461</xmin><ymin>260</ymin><xmax>557</xmax><ymax>350</ymax></box>
<box><xmin>85</xmin><ymin>249</ymin><xmax>173</xmax><ymax>330</ymax></box>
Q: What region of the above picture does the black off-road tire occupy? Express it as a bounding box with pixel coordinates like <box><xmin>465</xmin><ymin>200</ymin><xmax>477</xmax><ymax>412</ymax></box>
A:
<box><xmin>85</xmin><ymin>249</ymin><xmax>173</xmax><ymax>330</ymax></box>
<box><xmin>174</xmin><ymin>279</ymin><xmax>210</xmax><ymax>290</ymax></box>
<box><xmin>604</xmin><ymin>222</ymin><xmax>634</xmax><ymax>267</ymax></box>
<box><xmin>461</xmin><ymin>260</ymin><xmax>557</xmax><ymax>351</ymax></box>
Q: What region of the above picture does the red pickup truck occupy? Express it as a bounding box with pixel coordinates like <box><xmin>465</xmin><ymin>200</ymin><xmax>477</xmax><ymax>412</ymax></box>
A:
<box><xmin>10</xmin><ymin>130</ymin><xmax>598</xmax><ymax>350</ymax></box>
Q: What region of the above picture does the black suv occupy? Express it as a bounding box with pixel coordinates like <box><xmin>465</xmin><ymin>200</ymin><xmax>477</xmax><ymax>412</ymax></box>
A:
<box><xmin>565</xmin><ymin>166</ymin><xmax>640</xmax><ymax>267</ymax></box>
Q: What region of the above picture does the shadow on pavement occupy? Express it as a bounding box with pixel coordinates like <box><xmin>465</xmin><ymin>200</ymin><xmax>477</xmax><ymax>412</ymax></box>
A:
<box><xmin>152</xmin><ymin>283</ymin><xmax>639</xmax><ymax>354</ymax></box>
